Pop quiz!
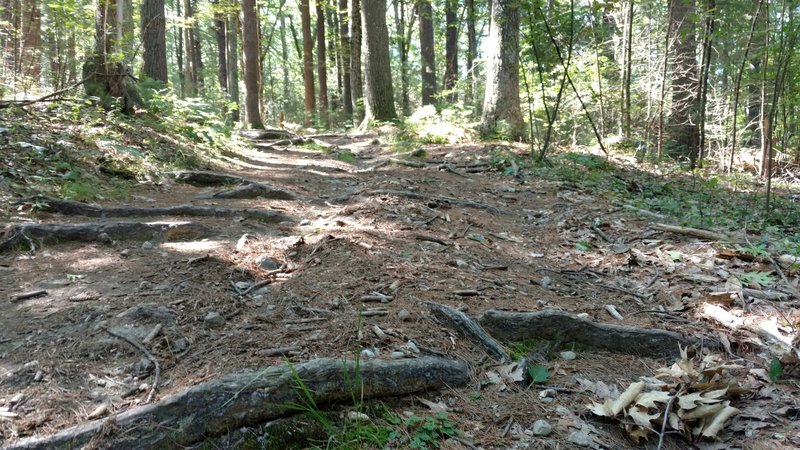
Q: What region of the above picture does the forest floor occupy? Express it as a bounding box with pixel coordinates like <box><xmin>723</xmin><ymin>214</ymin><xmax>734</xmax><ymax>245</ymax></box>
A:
<box><xmin>1</xmin><ymin>119</ymin><xmax>800</xmax><ymax>449</ymax></box>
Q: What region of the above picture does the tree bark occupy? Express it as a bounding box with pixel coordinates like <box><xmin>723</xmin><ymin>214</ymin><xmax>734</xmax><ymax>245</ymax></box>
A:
<box><xmin>668</xmin><ymin>0</ymin><xmax>699</xmax><ymax>160</ymax></box>
<box><xmin>141</xmin><ymin>0</ymin><xmax>168</xmax><ymax>83</ymax></box>
<box><xmin>443</xmin><ymin>0</ymin><xmax>458</xmax><ymax>102</ymax></box>
<box><xmin>300</xmin><ymin>0</ymin><xmax>316</xmax><ymax>126</ymax></box>
<box><xmin>20</xmin><ymin>0</ymin><xmax>40</xmax><ymax>80</ymax></box>
<box><xmin>419</xmin><ymin>0</ymin><xmax>436</xmax><ymax>105</ymax></box>
<box><xmin>316</xmin><ymin>0</ymin><xmax>329</xmax><ymax>126</ymax></box>
<box><xmin>349</xmin><ymin>0</ymin><xmax>364</xmax><ymax>120</ymax></box>
<box><xmin>174</xmin><ymin>0</ymin><xmax>184</xmax><ymax>96</ymax></box>
<box><xmin>393</xmin><ymin>0</ymin><xmax>410</xmax><ymax>115</ymax></box>
<box><xmin>465</xmin><ymin>0</ymin><xmax>477</xmax><ymax>106</ymax></box>
<box><xmin>226</xmin><ymin>13</ymin><xmax>240</xmax><ymax>122</ymax></box>
<box><xmin>241</xmin><ymin>0</ymin><xmax>264</xmax><ymax>128</ymax></box>
<box><xmin>360</xmin><ymin>0</ymin><xmax>396</xmax><ymax>122</ymax></box>
<box><xmin>620</xmin><ymin>0</ymin><xmax>633</xmax><ymax>138</ymax></box>
<box><xmin>213</xmin><ymin>3</ymin><xmax>227</xmax><ymax>91</ymax></box>
<box><xmin>697</xmin><ymin>0</ymin><xmax>715</xmax><ymax>164</ymax></box>
<box><xmin>339</xmin><ymin>0</ymin><xmax>353</xmax><ymax>119</ymax></box>
<box><xmin>479</xmin><ymin>0</ymin><xmax>524</xmax><ymax>140</ymax></box>
<box><xmin>182</xmin><ymin>0</ymin><xmax>196</xmax><ymax>95</ymax></box>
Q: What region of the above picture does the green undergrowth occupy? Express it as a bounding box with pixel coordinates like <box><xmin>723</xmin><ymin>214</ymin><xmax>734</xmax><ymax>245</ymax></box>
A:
<box><xmin>0</xmin><ymin>94</ymin><xmax>237</xmax><ymax>212</ymax></box>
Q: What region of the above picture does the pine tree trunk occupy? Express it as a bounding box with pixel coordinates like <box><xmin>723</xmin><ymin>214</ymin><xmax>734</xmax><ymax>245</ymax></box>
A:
<box><xmin>465</xmin><ymin>0</ymin><xmax>477</xmax><ymax>107</ymax></box>
<box><xmin>327</xmin><ymin>5</ymin><xmax>340</xmax><ymax>109</ymax></box>
<box><xmin>419</xmin><ymin>0</ymin><xmax>435</xmax><ymax>105</ymax></box>
<box><xmin>213</xmin><ymin>3</ymin><xmax>228</xmax><ymax>91</ymax></box>
<box><xmin>20</xmin><ymin>0</ymin><xmax>41</xmax><ymax>81</ymax></box>
<box><xmin>361</xmin><ymin>0</ymin><xmax>396</xmax><ymax>122</ymax></box>
<box><xmin>280</xmin><ymin>11</ymin><xmax>291</xmax><ymax>114</ymax></box>
<box><xmin>141</xmin><ymin>0</ymin><xmax>168</xmax><ymax>83</ymax></box>
<box><xmin>300</xmin><ymin>0</ymin><xmax>315</xmax><ymax>126</ymax></box>
<box><xmin>338</xmin><ymin>0</ymin><xmax>353</xmax><ymax>119</ymax></box>
<box><xmin>479</xmin><ymin>0</ymin><xmax>524</xmax><ymax>140</ymax></box>
<box><xmin>668</xmin><ymin>0</ymin><xmax>699</xmax><ymax>158</ymax></box>
<box><xmin>349</xmin><ymin>0</ymin><xmax>364</xmax><ymax>120</ymax></box>
<box><xmin>226</xmin><ymin>13</ymin><xmax>240</xmax><ymax>122</ymax></box>
<box><xmin>241</xmin><ymin>0</ymin><xmax>263</xmax><ymax>128</ymax></box>
<box><xmin>316</xmin><ymin>0</ymin><xmax>329</xmax><ymax>126</ymax></box>
<box><xmin>190</xmin><ymin>0</ymin><xmax>203</xmax><ymax>91</ymax></box>
<box><xmin>182</xmin><ymin>0</ymin><xmax>195</xmax><ymax>95</ymax></box>
<box><xmin>697</xmin><ymin>0</ymin><xmax>715</xmax><ymax>164</ymax></box>
<box><xmin>443</xmin><ymin>0</ymin><xmax>458</xmax><ymax>102</ymax></box>
<box><xmin>175</xmin><ymin>0</ymin><xmax>184</xmax><ymax>96</ymax></box>
<box><xmin>392</xmin><ymin>0</ymin><xmax>410</xmax><ymax>116</ymax></box>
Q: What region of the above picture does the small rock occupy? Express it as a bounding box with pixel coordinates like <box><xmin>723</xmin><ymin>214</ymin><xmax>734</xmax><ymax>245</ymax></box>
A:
<box><xmin>173</xmin><ymin>338</ymin><xmax>188</xmax><ymax>352</ymax></box>
<box><xmin>576</xmin><ymin>313</ymin><xmax>590</xmax><ymax>320</ymax></box>
<box><xmin>204</xmin><ymin>312</ymin><xmax>225</xmax><ymax>328</ymax></box>
<box><xmin>360</xmin><ymin>349</ymin><xmax>376</xmax><ymax>359</ymax></box>
<box><xmin>133</xmin><ymin>357</ymin><xmax>154</xmax><ymax>377</ymax></box>
<box><xmin>257</xmin><ymin>256</ymin><xmax>280</xmax><ymax>271</ymax></box>
<box><xmin>120</xmin><ymin>249</ymin><xmax>130</xmax><ymax>257</ymax></box>
<box><xmin>405</xmin><ymin>340</ymin><xmax>420</xmax><ymax>354</ymax></box>
<box><xmin>531</xmin><ymin>419</ymin><xmax>552</xmax><ymax>436</ymax></box>
<box><xmin>33</xmin><ymin>371</ymin><xmax>43</xmax><ymax>382</ymax></box>
<box><xmin>141</xmin><ymin>241</ymin><xmax>155</xmax><ymax>250</ymax></box>
<box><xmin>560</xmin><ymin>351</ymin><xmax>577</xmax><ymax>360</ymax></box>
<box><xmin>390</xmin><ymin>351</ymin><xmax>405</xmax><ymax>359</ymax></box>
<box><xmin>98</xmin><ymin>232</ymin><xmax>112</xmax><ymax>243</ymax></box>
<box><xmin>300</xmin><ymin>219</ymin><xmax>311</xmax><ymax>226</ymax></box>
<box><xmin>541</xmin><ymin>276</ymin><xmax>551</xmax><ymax>287</ymax></box>
<box><xmin>252</xmin><ymin>287</ymin><xmax>270</xmax><ymax>296</ymax></box>
<box><xmin>539</xmin><ymin>389</ymin><xmax>556</xmax><ymax>399</ymax></box>
<box><xmin>10</xmin><ymin>393</ymin><xmax>25</xmax><ymax>405</ymax></box>
<box><xmin>234</xmin><ymin>281</ymin><xmax>251</xmax><ymax>291</ymax></box>
<box><xmin>370</xmin><ymin>138</ymin><xmax>381</xmax><ymax>145</ymax></box>
<box><xmin>346</xmin><ymin>411</ymin><xmax>370</xmax><ymax>421</ymax></box>
<box><xmin>139</xmin><ymin>383</ymin><xmax>149</xmax><ymax>392</ymax></box>
<box><xmin>454</xmin><ymin>259</ymin><xmax>468</xmax><ymax>267</ymax></box>
<box><xmin>397</xmin><ymin>309</ymin><xmax>412</xmax><ymax>321</ymax></box>
<box><xmin>410</xmin><ymin>148</ymin><xmax>425</xmax><ymax>157</ymax></box>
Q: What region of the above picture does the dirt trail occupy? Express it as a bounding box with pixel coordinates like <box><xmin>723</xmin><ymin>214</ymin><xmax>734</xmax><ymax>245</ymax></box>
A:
<box><xmin>1</xmin><ymin>134</ymin><xmax>797</xmax><ymax>448</ymax></box>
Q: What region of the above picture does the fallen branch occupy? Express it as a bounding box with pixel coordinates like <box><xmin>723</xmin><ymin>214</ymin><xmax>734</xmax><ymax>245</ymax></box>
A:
<box><xmin>104</xmin><ymin>328</ymin><xmax>159</xmax><ymax>404</ymax></box>
<box><xmin>7</xmin><ymin>356</ymin><xmax>468</xmax><ymax>450</ymax></box>
<box><xmin>426</xmin><ymin>302</ymin><xmax>510</xmax><ymax>362</ymax></box>
<box><xmin>651</xmin><ymin>223</ymin><xmax>728</xmax><ymax>242</ymax></box>
<box><xmin>479</xmin><ymin>309</ymin><xmax>692</xmax><ymax>357</ymax></box>
<box><xmin>171</xmin><ymin>170</ymin><xmax>246</xmax><ymax>186</ymax></box>
<box><xmin>0</xmin><ymin>74</ymin><xmax>92</xmax><ymax>109</ymax></box>
<box><xmin>0</xmin><ymin>221</ymin><xmax>214</xmax><ymax>252</ymax></box>
<box><xmin>19</xmin><ymin>196</ymin><xmax>291</xmax><ymax>223</ymax></box>
<box><xmin>9</xmin><ymin>290</ymin><xmax>48</xmax><ymax>303</ymax></box>
<box><xmin>388</xmin><ymin>157</ymin><xmax>425</xmax><ymax>168</ymax></box>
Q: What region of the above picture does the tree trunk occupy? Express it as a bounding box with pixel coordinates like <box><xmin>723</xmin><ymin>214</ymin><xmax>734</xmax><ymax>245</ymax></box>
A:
<box><xmin>175</xmin><ymin>0</ymin><xmax>184</xmax><ymax>96</ymax></box>
<box><xmin>465</xmin><ymin>0</ymin><xmax>477</xmax><ymax>107</ymax></box>
<box><xmin>339</xmin><ymin>0</ymin><xmax>353</xmax><ymax>119</ymax></box>
<box><xmin>83</xmin><ymin>0</ymin><xmax>139</xmax><ymax>114</ymax></box>
<box><xmin>393</xmin><ymin>0</ymin><xmax>410</xmax><ymax>116</ymax></box>
<box><xmin>280</xmin><ymin>11</ymin><xmax>291</xmax><ymax>115</ymax></box>
<box><xmin>300</xmin><ymin>0</ymin><xmax>315</xmax><ymax>126</ymax></box>
<box><xmin>728</xmin><ymin>0</ymin><xmax>764</xmax><ymax>171</ymax></box>
<box><xmin>697</xmin><ymin>0</ymin><xmax>714</xmax><ymax>164</ymax></box>
<box><xmin>182</xmin><ymin>0</ymin><xmax>196</xmax><ymax>95</ymax></box>
<box><xmin>361</xmin><ymin>0</ymin><xmax>396</xmax><ymax>122</ymax></box>
<box><xmin>620</xmin><ymin>0</ymin><xmax>633</xmax><ymax>138</ymax></box>
<box><xmin>443</xmin><ymin>0</ymin><xmax>458</xmax><ymax>102</ymax></box>
<box><xmin>190</xmin><ymin>0</ymin><xmax>204</xmax><ymax>92</ymax></box>
<box><xmin>141</xmin><ymin>0</ymin><xmax>168</xmax><ymax>83</ymax></box>
<box><xmin>226</xmin><ymin>13</ymin><xmax>240</xmax><ymax>122</ymax></box>
<box><xmin>241</xmin><ymin>0</ymin><xmax>264</xmax><ymax>128</ymax></box>
<box><xmin>349</xmin><ymin>0</ymin><xmax>364</xmax><ymax>120</ymax></box>
<box><xmin>327</xmin><ymin>4</ymin><xmax>340</xmax><ymax>108</ymax></box>
<box><xmin>316</xmin><ymin>0</ymin><xmax>329</xmax><ymax>126</ymax></box>
<box><xmin>479</xmin><ymin>0</ymin><xmax>524</xmax><ymax>140</ymax></box>
<box><xmin>20</xmin><ymin>0</ymin><xmax>40</xmax><ymax>80</ymax></box>
<box><xmin>213</xmin><ymin>3</ymin><xmax>228</xmax><ymax>91</ymax></box>
<box><xmin>419</xmin><ymin>0</ymin><xmax>435</xmax><ymax>105</ymax></box>
<box><xmin>668</xmin><ymin>0</ymin><xmax>699</xmax><ymax>160</ymax></box>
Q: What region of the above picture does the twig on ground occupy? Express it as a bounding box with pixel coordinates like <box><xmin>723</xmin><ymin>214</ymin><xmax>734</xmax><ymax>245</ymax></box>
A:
<box><xmin>591</xmin><ymin>224</ymin><xmax>614</xmax><ymax>243</ymax></box>
<box><xmin>10</xmin><ymin>290</ymin><xmax>48</xmax><ymax>303</ymax></box>
<box><xmin>240</xmin><ymin>279</ymin><xmax>273</xmax><ymax>296</ymax></box>
<box><xmin>103</xmin><ymin>328</ymin><xmax>160</xmax><ymax>404</ymax></box>
<box><xmin>655</xmin><ymin>390</ymin><xmax>680</xmax><ymax>450</ymax></box>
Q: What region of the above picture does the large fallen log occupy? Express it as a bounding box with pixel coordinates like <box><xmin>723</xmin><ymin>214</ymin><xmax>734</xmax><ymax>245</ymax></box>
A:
<box><xmin>19</xmin><ymin>196</ymin><xmax>292</xmax><ymax>222</ymax></box>
<box><xmin>479</xmin><ymin>309</ymin><xmax>693</xmax><ymax>358</ymax></box>
<box><xmin>210</xmin><ymin>183</ymin><xmax>295</xmax><ymax>200</ymax></box>
<box><xmin>171</xmin><ymin>170</ymin><xmax>247</xmax><ymax>186</ymax></box>
<box><xmin>5</xmin><ymin>356</ymin><xmax>469</xmax><ymax>450</ymax></box>
<box><xmin>239</xmin><ymin>128</ymin><xmax>300</xmax><ymax>141</ymax></box>
<box><xmin>0</xmin><ymin>221</ymin><xmax>214</xmax><ymax>252</ymax></box>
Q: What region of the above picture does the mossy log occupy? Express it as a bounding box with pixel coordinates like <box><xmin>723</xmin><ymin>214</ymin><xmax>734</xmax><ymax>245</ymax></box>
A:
<box><xmin>5</xmin><ymin>356</ymin><xmax>469</xmax><ymax>450</ymax></box>
<box><xmin>479</xmin><ymin>309</ymin><xmax>693</xmax><ymax>358</ymax></box>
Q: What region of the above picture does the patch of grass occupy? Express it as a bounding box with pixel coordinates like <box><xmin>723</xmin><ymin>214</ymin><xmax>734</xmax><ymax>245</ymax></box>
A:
<box><xmin>336</xmin><ymin>150</ymin><xmax>357</xmax><ymax>163</ymax></box>
<box><xmin>302</xmin><ymin>141</ymin><xmax>329</xmax><ymax>152</ymax></box>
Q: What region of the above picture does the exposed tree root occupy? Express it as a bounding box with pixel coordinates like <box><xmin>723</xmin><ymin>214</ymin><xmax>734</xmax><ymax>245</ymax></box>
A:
<box><xmin>19</xmin><ymin>196</ymin><xmax>292</xmax><ymax>222</ymax></box>
<box><xmin>170</xmin><ymin>171</ymin><xmax>295</xmax><ymax>199</ymax></box>
<box><xmin>367</xmin><ymin>189</ymin><xmax>503</xmax><ymax>214</ymax></box>
<box><xmin>239</xmin><ymin>128</ymin><xmax>301</xmax><ymax>141</ymax></box>
<box><xmin>426</xmin><ymin>302</ymin><xmax>510</xmax><ymax>362</ymax></box>
<box><xmin>0</xmin><ymin>221</ymin><xmax>214</xmax><ymax>252</ymax></box>
<box><xmin>6</xmin><ymin>356</ymin><xmax>469</xmax><ymax>450</ymax></box>
<box><xmin>479</xmin><ymin>309</ymin><xmax>693</xmax><ymax>358</ymax></box>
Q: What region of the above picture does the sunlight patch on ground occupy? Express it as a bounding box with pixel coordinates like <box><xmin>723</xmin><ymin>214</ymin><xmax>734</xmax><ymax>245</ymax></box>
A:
<box><xmin>160</xmin><ymin>239</ymin><xmax>228</xmax><ymax>253</ymax></box>
<box><xmin>68</xmin><ymin>255</ymin><xmax>118</xmax><ymax>272</ymax></box>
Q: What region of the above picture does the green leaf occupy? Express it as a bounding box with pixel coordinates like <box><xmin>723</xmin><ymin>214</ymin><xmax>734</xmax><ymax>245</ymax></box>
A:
<box><xmin>575</xmin><ymin>241</ymin><xmax>592</xmax><ymax>252</ymax></box>
<box><xmin>738</xmin><ymin>271</ymin><xmax>775</xmax><ymax>287</ymax></box>
<box><xmin>528</xmin><ymin>364</ymin><xmax>550</xmax><ymax>383</ymax></box>
<box><xmin>769</xmin><ymin>358</ymin><xmax>783</xmax><ymax>382</ymax></box>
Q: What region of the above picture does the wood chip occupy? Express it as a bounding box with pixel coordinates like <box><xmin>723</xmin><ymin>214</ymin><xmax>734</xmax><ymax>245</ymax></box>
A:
<box><xmin>10</xmin><ymin>290</ymin><xmax>47</xmax><ymax>303</ymax></box>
